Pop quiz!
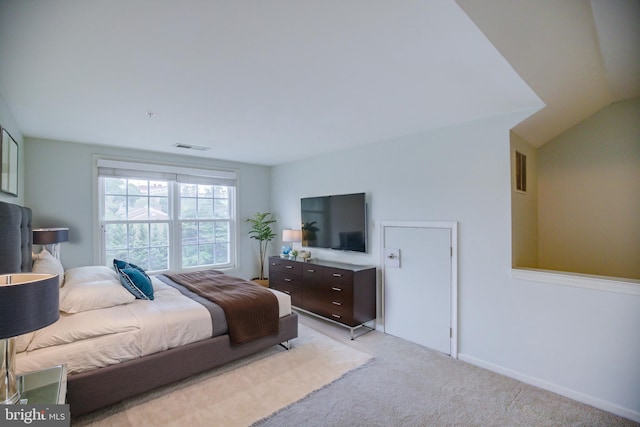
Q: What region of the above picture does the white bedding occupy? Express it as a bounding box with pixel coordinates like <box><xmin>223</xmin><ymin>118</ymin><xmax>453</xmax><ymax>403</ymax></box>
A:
<box><xmin>17</xmin><ymin>274</ymin><xmax>291</xmax><ymax>375</ymax></box>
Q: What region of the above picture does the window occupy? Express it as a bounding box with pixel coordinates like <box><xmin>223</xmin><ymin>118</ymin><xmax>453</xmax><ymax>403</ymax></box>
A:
<box><xmin>97</xmin><ymin>159</ymin><xmax>236</xmax><ymax>272</ymax></box>
<box><xmin>103</xmin><ymin>177</ymin><xmax>171</xmax><ymax>270</ymax></box>
<box><xmin>179</xmin><ymin>183</ymin><xmax>231</xmax><ymax>268</ymax></box>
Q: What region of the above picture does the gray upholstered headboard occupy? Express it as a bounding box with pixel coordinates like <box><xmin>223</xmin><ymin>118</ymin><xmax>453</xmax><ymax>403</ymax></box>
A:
<box><xmin>0</xmin><ymin>201</ymin><xmax>33</xmax><ymax>274</ymax></box>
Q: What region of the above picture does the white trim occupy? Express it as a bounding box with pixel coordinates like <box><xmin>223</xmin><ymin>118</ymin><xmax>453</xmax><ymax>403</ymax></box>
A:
<box><xmin>92</xmin><ymin>159</ymin><xmax>101</xmax><ymax>264</ymax></box>
<box><xmin>379</xmin><ymin>220</ymin><xmax>458</xmax><ymax>359</ymax></box>
<box><xmin>458</xmin><ymin>353</ymin><xmax>640</xmax><ymax>423</ymax></box>
<box><xmin>92</xmin><ymin>155</ymin><xmax>238</xmax><ymax>271</ymax></box>
<box><xmin>511</xmin><ymin>268</ymin><xmax>640</xmax><ymax>296</ymax></box>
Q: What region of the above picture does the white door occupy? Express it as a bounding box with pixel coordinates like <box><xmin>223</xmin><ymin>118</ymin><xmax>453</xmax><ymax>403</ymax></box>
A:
<box><xmin>382</xmin><ymin>222</ymin><xmax>455</xmax><ymax>355</ymax></box>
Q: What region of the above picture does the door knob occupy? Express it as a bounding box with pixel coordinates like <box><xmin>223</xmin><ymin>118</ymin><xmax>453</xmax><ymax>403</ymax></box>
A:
<box><xmin>384</xmin><ymin>248</ymin><xmax>400</xmax><ymax>268</ymax></box>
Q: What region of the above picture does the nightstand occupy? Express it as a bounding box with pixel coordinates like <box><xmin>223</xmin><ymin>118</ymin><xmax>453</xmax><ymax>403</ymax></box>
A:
<box><xmin>18</xmin><ymin>365</ymin><xmax>67</xmax><ymax>404</ymax></box>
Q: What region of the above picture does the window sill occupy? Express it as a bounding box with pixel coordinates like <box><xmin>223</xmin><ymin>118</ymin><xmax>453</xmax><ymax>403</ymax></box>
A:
<box><xmin>511</xmin><ymin>268</ymin><xmax>640</xmax><ymax>296</ymax></box>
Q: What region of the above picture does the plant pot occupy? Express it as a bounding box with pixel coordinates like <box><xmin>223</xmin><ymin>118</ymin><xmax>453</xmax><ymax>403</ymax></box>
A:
<box><xmin>252</xmin><ymin>279</ymin><xmax>269</xmax><ymax>288</ymax></box>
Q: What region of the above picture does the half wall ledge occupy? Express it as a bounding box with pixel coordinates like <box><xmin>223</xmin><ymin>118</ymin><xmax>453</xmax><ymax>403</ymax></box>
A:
<box><xmin>511</xmin><ymin>268</ymin><xmax>640</xmax><ymax>296</ymax></box>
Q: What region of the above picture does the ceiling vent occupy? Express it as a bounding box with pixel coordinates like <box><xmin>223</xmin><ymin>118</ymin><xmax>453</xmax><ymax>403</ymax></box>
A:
<box><xmin>173</xmin><ymin>143</ymin><xmax>210</xmax><ymax>151</ymax></box>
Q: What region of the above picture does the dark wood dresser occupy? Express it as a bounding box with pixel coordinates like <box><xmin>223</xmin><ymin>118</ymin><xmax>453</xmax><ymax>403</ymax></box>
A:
<box><xmin>269</xmin><ymin>256</ymin><xmax>376</xmax><ymax>338</ymax></box>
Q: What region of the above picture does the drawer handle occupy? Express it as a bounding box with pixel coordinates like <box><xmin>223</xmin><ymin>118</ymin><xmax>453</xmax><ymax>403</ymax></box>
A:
<box><xmin>332</xmin><ymin>273</ymin><xmax>342</xmax><ymax>277</ymax></box>
<box><xmin>331</xmin><ymin>314</ymin><xmax>342</xmax><ymax>319</ymax></box>
<box><xmin>331</xmin><ymin>287</ymin><xmax>342</xmax><ymax>292</ymax></box>
<box><xmin>307</xmin><ymin>269</ymin><xmax>315</xmax><ymax>273</ymax></box>
<box><xmin>332</xmin><ymin>301</ymin><xmax>342</xmax><ymax>306</ymax></box>
<box><xmin>284</xmin><ymin>278</ymin><xmax>292</xmax><ymax>282</ymax></box>
<box><xmin>286</xmin><ymin>265</ymin><xmax>293</xmax><ymax>269</ymax></box>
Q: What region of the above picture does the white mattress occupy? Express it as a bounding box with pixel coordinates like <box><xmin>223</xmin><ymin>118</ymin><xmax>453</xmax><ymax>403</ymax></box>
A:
<box><xmin>17</xmin><ymin>276</ymin><xmax>291</xmax><ymax>375</ymax></box>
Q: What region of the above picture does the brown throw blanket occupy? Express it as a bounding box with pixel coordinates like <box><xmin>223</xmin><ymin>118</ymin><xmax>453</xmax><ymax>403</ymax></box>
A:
<box><xmin>164</xmin><ymin>270</ymin><xmax>279</xmax><ymax>345</ymax></box>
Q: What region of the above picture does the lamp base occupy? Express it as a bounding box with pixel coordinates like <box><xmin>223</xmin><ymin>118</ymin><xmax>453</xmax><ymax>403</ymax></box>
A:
<box><xmin>1</xmin><ymin>338</ymin><xmax>19</xmax><ymax>404</ymax></box>
<box><xmin>43</xmin><ymin>243</ymin><xmax>62</xmax><ymax>260</ymax></box>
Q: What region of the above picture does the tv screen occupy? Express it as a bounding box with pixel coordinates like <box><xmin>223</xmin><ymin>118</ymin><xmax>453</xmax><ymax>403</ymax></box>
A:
<box><xmin>301</xmin><ymin>192</ymin><xmax>367</xmax><ymax>253</ymax></box>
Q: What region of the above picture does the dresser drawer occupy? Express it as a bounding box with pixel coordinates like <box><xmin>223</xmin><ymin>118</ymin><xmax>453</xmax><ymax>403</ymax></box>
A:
<box><xmin>304</xmin><ymin>287</ymin><xmax>353</xmax><ymax>315</ymax></box>
<box><xmin>306</xmin><ymin>282</ymin><xmax>353</xmax><ymax>305</ymax></box>
<box><xmin>270</xmin><ymin>271</ymin><xmax>302</xmax><ymax>288</ymax></box>
<box><xmin>309</xmin><ymin>278</ymin><xmax>353</xmax><ymax>295</ymax></box>
<box><xmin>302</xmin><ymin>265</ymin><xmax>323</xmax><ymax>280</ymax></box>
<box><xmin>323</xmin><ymin>267</ymin><xmax>353</xmax><ymax>285</ymax></box>
<box><xmin>269</xmin><ymin>258</ymin><xmax>302</xmax><ymax>275</ymax></box>
<box><xmin>310</xmin><ymin>298</ymin><xmax>356</xmax><ymax>326</ymax></box>
<box><xmin>325</xmin><ymin>309</ymin><xmax>356</xmax><ymax>326</ymax></box>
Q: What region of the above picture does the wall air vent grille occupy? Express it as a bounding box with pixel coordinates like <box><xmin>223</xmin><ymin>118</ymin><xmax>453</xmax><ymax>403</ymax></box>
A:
<box><xmin>515</xmin><ymin>150</ymin><xmax>527</xmax><ymax>193</ymax></box>
<box><xmin>173</xmin><ymin>143</ymin><xmax>210</xmax><ymax>151</ymax></box>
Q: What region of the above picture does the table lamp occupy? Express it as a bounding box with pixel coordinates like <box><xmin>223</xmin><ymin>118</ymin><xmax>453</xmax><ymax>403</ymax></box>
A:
<box><xmin>33</xmin><ymin>228</ymin><xmax>69</xmax><ymax>260</ymax></box>
<box><xmin>281</xmin><ymin>229</ymin><xmax>302</xmax><ymax>258</ymax></box>
<box><xmin>0</xmin><ymin>273</ymin><xmax>59</xmax><ymax>404</ymax></box>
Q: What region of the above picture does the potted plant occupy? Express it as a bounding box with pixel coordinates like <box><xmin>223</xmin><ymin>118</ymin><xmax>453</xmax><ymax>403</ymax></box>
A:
<box><xmin>302</xmin><ymin>221</ymin><xmax>319</xmax><ymax>246</ymax></box>
<box><xmin>246</xmin><ymin>212</ymin><xmax>277</xmax><ymax>286</ymax></box>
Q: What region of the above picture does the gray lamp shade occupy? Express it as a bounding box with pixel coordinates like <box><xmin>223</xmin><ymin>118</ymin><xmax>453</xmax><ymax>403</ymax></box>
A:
<box><xmin>33</xmin><ymin>228</ymin><xmax>69</xmax><ymax>245</ymax></box>
<box><xmin>0</xmin><ymin>274</ymin><xmax>60</xmax><ymax>339</ymax></box>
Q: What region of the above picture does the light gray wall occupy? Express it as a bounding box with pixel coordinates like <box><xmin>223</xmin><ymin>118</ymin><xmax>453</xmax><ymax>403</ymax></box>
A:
<box><xmin>24</xmin><ymin>138</ymin><xmax>271</xmax><ymax>280</ymax></box>
<box><xmin>0</xmin><ymin>93</ymin><xmax>25</xmax><ymax>205</ymax></box>
<box><xmin>538</xmin><ymin>98</ymin><xmax>640</xmax><ymax>279</ymax></box>
<box><xmin>271</xmin><ymin>111</ymin><xmax>640</xmax><ymax>419</ymax></box>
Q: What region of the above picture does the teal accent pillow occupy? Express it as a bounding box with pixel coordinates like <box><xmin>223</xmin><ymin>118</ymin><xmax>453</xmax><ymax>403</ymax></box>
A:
<box><xmin>120</xmin><ymin>267</ymin><xmax>154</xmax><ymax>300</ymax></box>
<box><xmin>113</xmin><ymin>258</ymin><xmax>127</xmax><ymax>271</ymax></box>
<box><xmin>113</xmin><ymin>259</ymin><xmax>154</xmax><ymax>300</ymax></box>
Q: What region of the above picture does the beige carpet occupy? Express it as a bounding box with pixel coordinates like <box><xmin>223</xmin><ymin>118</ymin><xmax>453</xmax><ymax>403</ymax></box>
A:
<box><xmin>73</xmin><ymin>323</ymin><xmax>372</xmax><ymax>427</ymax></box>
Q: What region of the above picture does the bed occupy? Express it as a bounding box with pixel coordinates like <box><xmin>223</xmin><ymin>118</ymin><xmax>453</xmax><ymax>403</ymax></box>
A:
<box><xmin>0</xmin><ymin>201</ymin><xmax>298</xmax><ymax>417</ymax></box>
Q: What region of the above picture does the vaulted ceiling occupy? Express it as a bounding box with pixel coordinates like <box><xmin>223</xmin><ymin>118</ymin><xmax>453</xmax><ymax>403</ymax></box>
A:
<box><xmin>458</xmin><ymin>0</ymin><xmax>640</xmax><ymax>147</ymax></box>
<box><xmin>0</xmin><ymin>0</ymin><xmax>637</xmax><ymax>165</ymax></box>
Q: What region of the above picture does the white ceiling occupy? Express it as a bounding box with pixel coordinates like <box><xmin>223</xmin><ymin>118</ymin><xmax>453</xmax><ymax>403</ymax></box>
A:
<box><xmin>458</xmin><ymin>0</ymin><xmax>640</xmax><ymax>147</ymax></box>
<box><xmin>0</xmin><ymin>0</ymin><xmax>637</xmax><ymax>166</ymax></box>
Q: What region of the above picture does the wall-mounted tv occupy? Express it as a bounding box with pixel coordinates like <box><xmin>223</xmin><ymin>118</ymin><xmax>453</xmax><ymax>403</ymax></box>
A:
<box><xmin>300</xmin><ymin>192</ymin><xmax>367</xmax><ymax>253</ymax></box>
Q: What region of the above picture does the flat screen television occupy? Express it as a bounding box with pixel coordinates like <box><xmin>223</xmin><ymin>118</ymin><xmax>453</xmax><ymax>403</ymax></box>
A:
<box><xmin>300</xmin><ymin>192</ymin><xmax>367</xmax><ymax>253</ymax></box>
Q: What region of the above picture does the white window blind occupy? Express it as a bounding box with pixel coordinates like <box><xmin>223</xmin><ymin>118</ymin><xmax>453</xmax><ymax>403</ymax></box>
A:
<box><xmin>97</xmin><ymin>158</ymin><xmax>237</xmax><ymax>186</ymax></box>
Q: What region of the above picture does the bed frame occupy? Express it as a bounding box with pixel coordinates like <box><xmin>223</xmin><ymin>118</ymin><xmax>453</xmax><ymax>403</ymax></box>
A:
<box><xmin>0</xmin><ymin>201</ymin><xmax>298</xmax><ymax>417</ymax></box>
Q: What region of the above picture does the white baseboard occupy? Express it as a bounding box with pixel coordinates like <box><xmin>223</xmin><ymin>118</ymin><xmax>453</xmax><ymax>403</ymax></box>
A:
<box><xmin>458</xmin><ymin>353</ymin><xmax>640</xmax><ymax>423</ymax></box>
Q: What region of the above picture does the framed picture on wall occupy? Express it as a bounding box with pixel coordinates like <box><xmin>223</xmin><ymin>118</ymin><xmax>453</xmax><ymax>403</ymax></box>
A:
<box><xmin>1</xmin><ymin>127</ymin><xmax>18</xmax><ymax>196</ymax></box>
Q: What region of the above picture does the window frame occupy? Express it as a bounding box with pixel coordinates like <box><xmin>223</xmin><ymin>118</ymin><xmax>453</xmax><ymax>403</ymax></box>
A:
<box><xmin>95</xmin><ymin>157</ymin><xmax>238</xmax><ymax>273</ymax></box>
<box><xmin>176</xmin><ymin>182</ymin><xmax>235</xmax><ymax>270</ymax></box>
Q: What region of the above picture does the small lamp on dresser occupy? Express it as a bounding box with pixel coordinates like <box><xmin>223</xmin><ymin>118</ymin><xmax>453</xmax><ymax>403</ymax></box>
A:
<box><xmin>0</xmin><ymin>273</ymin><xmax>59</xmax><ymax>404</ymax></box>
<box><xmin>33</xmin><ymin>228</ymin><xmax>69</xmax><ymax>260</ymax></box>
<box><xmin>281</xmin><ymin>229</ymin><xmax>302</xmax><ymax>258</ymax></box>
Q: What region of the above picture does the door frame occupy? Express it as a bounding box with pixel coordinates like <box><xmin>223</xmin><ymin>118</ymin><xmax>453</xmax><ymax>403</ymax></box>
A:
<box><xmin>380</xmin><ymin>220</ymin><xmax>458</xmax><ymax>358</ymax></box>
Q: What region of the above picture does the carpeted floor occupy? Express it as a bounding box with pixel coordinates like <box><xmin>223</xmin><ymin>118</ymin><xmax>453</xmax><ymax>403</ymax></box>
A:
<box><xmin>73</xmin><ymin>313</ymin><xmax>637</xmax><ymax>427</ymax></box>
<box><xmin>256</xmin><ymin>314</ymin><xmax>638</xmax><ymax>427</ymax></box>
<box><xmin>73</xmin><ymin>323</ymin><xmax>372</xmax><ymax>426</ymax></box>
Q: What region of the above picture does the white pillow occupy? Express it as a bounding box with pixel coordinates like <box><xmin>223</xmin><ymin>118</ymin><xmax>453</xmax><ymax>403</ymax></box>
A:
<box><xmin>64</xmin><ymin>265</ymin><xmax>120</xmax><ymax>286</ymax></box>
<box><xmin>32</xmin><ymin>249</ymin><xmax>65</xmax><ymax>287</ymax></box>
<box><xmin>59</xmin><ymin>266</ymin><xmax>135</xmax><ymax>313</ymax></box>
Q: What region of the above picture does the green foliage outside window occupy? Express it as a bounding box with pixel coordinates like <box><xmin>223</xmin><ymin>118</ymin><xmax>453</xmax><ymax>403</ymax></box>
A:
<box><xmin>102</xmin><ymin>177</ymin><xmax>232</xmax><ymax>271</ymax></box>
